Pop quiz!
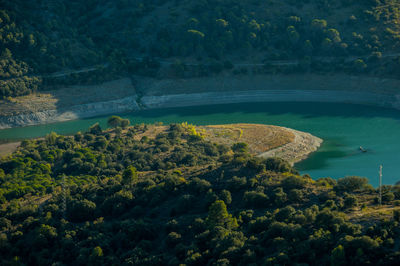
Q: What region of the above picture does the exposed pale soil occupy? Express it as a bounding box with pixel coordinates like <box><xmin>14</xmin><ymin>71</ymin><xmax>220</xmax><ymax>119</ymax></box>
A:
<box><xmin>258</xmin><ymin>127</ymin><xmax>323</xmax><ymax>165</ymax></box>
<box><xmin>0</xmin><ymin>78</ymin><xmax>136</xmax><ymax>117</ymax></box>
<box><xmin>130</xmin><ymin>123</ymin><xmax>322</xmax><ymax>165</ymax></box>
<box><xmin>201</xmin><ymin>124</ymin><xmax>295</xmax><ymax>154</ymax></box>
<box><xmin>0</xmin><ymin>142</ymin><xmax>20</xmax><ymax>158</ymax></box>
<box><xmin>1</xmin><ymin>73</ymin><xmax>400</xmax><ymax>134</ymax></box>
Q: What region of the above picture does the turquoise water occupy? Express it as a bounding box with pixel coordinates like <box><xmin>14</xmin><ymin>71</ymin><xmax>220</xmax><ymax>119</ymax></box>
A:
<box><xmin>1</xmin><ymin>102</ymin><xmax>399</xmax><ymax>186</ymax></box>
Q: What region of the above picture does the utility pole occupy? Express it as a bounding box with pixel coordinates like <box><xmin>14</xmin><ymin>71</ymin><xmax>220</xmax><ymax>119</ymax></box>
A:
<box><xmin>379</xmin><ymin>165</ymin><xmax>383</xmax><ymax>206</ymax></box>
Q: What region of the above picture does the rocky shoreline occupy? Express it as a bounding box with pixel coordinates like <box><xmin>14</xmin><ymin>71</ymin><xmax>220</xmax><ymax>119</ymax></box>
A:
<box><xmin>258</xmin><ymin>127</ymin><xmax>323</xmax><ymax>165</ymax></box>
<box><xmin>0</xmin><ymin>95</ymin><xmax>140</xmax><ymax>129</ymax></box>
<box><xmin>140</xmin><ymin>89</ymin><xmax>399</xmax><ymax>109</ymax></box>
<box><xmin>0</xmin><ymin>124</ymin><xmax>322</xmax><ymax>166</ymax></box>
<box><xmin>1</xmin><ymin>89</ymin><xmax>399</xmax><ymax>130</ymax></box>
<box><xmin>2</xmin><ymin>74</ymin><xmax>400</xmax><ymax>130</ymax></box>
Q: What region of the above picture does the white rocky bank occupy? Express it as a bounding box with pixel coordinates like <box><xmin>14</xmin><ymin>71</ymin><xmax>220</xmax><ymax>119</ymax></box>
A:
<box><xmin>258</xmin><ymin>127</ymin><xmax>323</xmax><ymax>165</ymax></box>
<box><xmin>0</xmin><ymin>96</ymin><xmax>140</xmax><ymax>129</ymax></box>
<box><xmin>1</xmin><ymin>89</ymin><xmax>400</xmax><ymax>129</ymax></box>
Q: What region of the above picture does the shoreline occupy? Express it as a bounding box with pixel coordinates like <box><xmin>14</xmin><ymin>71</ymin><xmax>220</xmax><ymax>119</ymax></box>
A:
<box><xmin>140</xmin><ymin>89</ymin><xmax>399</xmax><ymax>110</ymax></box>
<box><xmin>0</xmin><ymin>124</ymin><xmax>322</xmax><ymax>166</ymax></box>
<box><xmin>258</xmin><ymin>127</ymin><xmax>323</xmax><ymax>165</ymax></box>
<box><xmin>1</xmin><ymin>74</ymin><xmax>400</xmax><ymax>129</ymax></box>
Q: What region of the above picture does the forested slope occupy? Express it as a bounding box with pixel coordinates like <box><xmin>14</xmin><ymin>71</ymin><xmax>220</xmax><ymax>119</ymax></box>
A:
<box><xmin>1</xmin><ymin>121</ymin><xmax>400</xmax><ymax>265</ymax></box>
<box><xmin>2</xmin><ymin>0</ymin><xmax>400</xmax><ymax>98</ymax></box>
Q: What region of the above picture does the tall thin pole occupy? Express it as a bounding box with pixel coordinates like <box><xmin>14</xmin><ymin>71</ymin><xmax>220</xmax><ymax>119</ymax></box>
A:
<box><xmin>379</xmin><ymin>165</ymin><xmax>383</xmax><ymax>206</ymax></box>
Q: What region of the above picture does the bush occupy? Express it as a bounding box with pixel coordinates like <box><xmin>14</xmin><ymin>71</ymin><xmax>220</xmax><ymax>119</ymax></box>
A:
<box><xmin>243</xmin><ymin>191</ymin><xmax>269</xmax><ymax>208</ymax></box>
<box><xmin>107</xmin><ymin>116</ymin><xmax>123</xmax><ymax>128</ymax></box>
<box><xmin>288</xmin><ymin>189</ymin><xmax>304</xmax><ymax>202</ymax></box>
<box><xmin>88</xmin><ymin>123</ymin><xmax>102</xmax><ymax>135</ymax></box>
<box><xmin>282</xmin><ymin>176</ymin><xmax>308</xmax><ymax>189</ymax></box>
<box><xmin>122</xmin><ymin>166</ymin><xmax>138</xmax><ymax>184</ymax></box>
<box><xmin>383</xmin><ymin>192</ymin><xmax>395</xmax><ymax>203</ymax></box>
<box><xmin>344</xmin><ymin>194</ymin><xmax>358</xmax><ymax>209</ymax></box>
<box><xmin>189</xmin><ymin>177</ymin><xmax>211</xmax><ymax>194</ymax></box>
<box><xmin>265</xmin><ymin>158</ymin><xmax>292</xmax><ymax>173</ymax></box>
<box><xmin>220</xmin><ymin>190</ymin><xmax>232</xmax><ymax>205</ymax></box>
<box><xmin>335</xmin><ymin>176</ymin><xmax>368</xmax><ymax>192</ymax></box>
<box><xmin>232</xmin><ymin>143</ymin><xmax>248</xmax><ymax>153</ymax></box>
<box><xmin>68</xmin><ymin>199</ymin><xmax>96</xmax><ymax>222</ymax></box>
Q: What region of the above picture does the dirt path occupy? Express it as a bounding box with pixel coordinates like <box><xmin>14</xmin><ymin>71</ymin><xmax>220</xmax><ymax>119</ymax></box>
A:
<box><xmin>347</xmin><ymin>205</ymin><xmax>400</xmax><ymax>222</ymax></box>
<box><xmin>130</xmin><ymin>51</ymin><xmax>400</xmax><ymax>68</ymax></box>
<box><xmin>0</xmin><ymin>142</ymin><xmax>20</xmax><ymax>158</ymax></box>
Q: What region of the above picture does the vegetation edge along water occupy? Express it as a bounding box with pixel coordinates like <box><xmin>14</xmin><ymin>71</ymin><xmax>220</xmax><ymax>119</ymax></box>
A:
<box><xmin>1</xmin><ymin>119</ymin><xmax>400</xmax><ymax>265</ymax></box>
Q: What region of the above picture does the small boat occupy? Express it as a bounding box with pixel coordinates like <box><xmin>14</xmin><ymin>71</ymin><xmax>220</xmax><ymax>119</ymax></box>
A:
<box><xmin>359</xmin><ymin>146</ymin><xmax>367</xmax><ymax>153</ymax></box>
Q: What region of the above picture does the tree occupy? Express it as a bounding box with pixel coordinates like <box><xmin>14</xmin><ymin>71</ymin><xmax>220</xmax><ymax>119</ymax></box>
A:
<box><xmin>220</xmin><ymin>190</ymin><xmax>232</xmax><ymax>205</ymax></box>
<box><xmin>327</xmin><ymin>28</ymin><xmax>341</xmax><ymax>43</ymax></box>
<box><xmin>311</xmin><ymin>19</ymin><xmax>327</xmax><ymax>31</ymax></box>
<box><xmin>206</xmin><ymin>200</ymin><xmax>237</xmax><ymax>228</ymax></box>
<box><xmin>335</xmin><ymin>176</ymin><xmax>368</xmax><ymax>192</ymax></box>
<box><xmin>344</xmin><ymin>194</ymin><xmax>358</xmax><ymax>209</ymax></box>
<box><xmin>287</xmin><ymin>26</ymin><xmax>300</xmax><ymax>44</ymax></box>
<box><xmin>322</xmin><ymin>38</ymin><xmax>333</xmax><ymax>51</ymax></box>
<box><xmin>121</xmin><ymin>119</ymin><xmax>130</xmax><ymax>128</ymax></box>
<box><xmin>282</xmin><ymin>175</ymin><xmax>307</xmax><ymax>189</ymax></box>
<box><xmin>89</xmin><ymin>246</ymin><xmax>104</xmax><ymax>265</ymax></box>
<box><xmin>265</xmin><ymin>157</ymin><xmax>292</xmax><ymax>172</ymax></box>
<box><xmin>92</xmin><ymin>246</ymin><xmax>103</xmax><ymax>257</ymax></box>
<box><xmin>274</xmin><ymin>187</ymin><xmax>287</xmax><ymax>206</ymax></box>
<box><xmin>243</xmin><ymin>191</ymin><xmax>269</xmax><ymax>208</ymax></box>
<box><xmin>1</xmin><ymin>48</ymin><xmax>12</xmax><ymax>59</ymax></box>
<box><xmin>107</xmin><ymin>115</ymin><xmax>122</xmax><ymax>128</ymax></box>
<box><xmin>303</xmin><ymin>40</ymin><xmax>314</xmax><ymax>55</ymax></box>
<box><xmin>232</xmin><ymin>142</ymin><xmax>248</xmax><ymax>153</ymax></box>
<box><xmin>331</xmin><ymin>245</ymin><xmax>346</xmax><ymax>266</ymax></box>
<box><xmin>123</xmin><ymin>166</ymin><xmax>138</xmax><ymax>184</ymax></box>
<box><xmin>382</xmin><ymin>192</ymin><xmax>395</xmax><ymax>202</ymax></box>
<box><xmin>45</xmin><ymin>132</ymin><xmax>58</xmax><ymax>145</ymax></box>
<box><xmin>353</xmin><ymin>59</ymin><xmax>367</xmax><ymax>72</ymax></box>
<box><xmin>68</xmin><ymin>199</ymin><xmax>96</xmax><ymax>222</ymax></box>
<box><xmin>89</xmin><ymin>123</ymin><xmax>102</xmax><ymax>135</ymax></box>
<box><xmin>187</xmin><ymin>29</ymin><xmax>205</xmax><ymax>38</ymax></box>
<box><xmin>216</xmin><ymin>19</ymin><xmax>229</xmax><ymax>29</ymax></box>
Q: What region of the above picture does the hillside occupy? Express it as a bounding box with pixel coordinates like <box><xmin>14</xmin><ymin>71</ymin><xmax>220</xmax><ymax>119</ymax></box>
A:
<box><xmin>2</xmin><ymin>0</ymin><xmax>400</xmax><ymax>98</ymax></box>
<box><xmin>1</xmin><ymin>121</ymin><xmax>400</xmax><ymax>265</ymax></box>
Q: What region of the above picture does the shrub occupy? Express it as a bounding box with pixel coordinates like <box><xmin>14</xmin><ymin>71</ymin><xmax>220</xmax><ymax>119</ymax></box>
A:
<box><xmin>265</xmin><ymin>158</ymin><xmax>292</xmax><ymax>173</ymax></box>
<box><xmin>335</xmin><ymin>176</ymin><xmax>368</xmax><ymax>192</ymax></box>
<box><xmin>68</xmin><ymin>199</ymin><xmax>96</xmax><ymax>222</ymax></box>
<box><xmin>88</xmin><ymin>123</ymin><xmax>102</xmax><ymax>135</ymax></box>
<box><xmin>232</xmin><ymin>142</ymin><xmax>248</xmax><ymax>153</ymax></box>
<box><xmin>289</xmin><ymin>189</ymin><xmax>304</xmax><ymax>202</ymax></box>
<box><xmin>383</xmin><ymin>192</ymin><xmax>395</xmax><ymax>203</ymax></box>
<box><xmin>344</xmin><ymin>194</ymin><xmax>358</xmax><ymax>209</ymax></box>
<box><xmin>282</xmin><ymin>176</ymin><xmax>308</xmax><ymax>189</ymax></box>
<box><xmin>243</xmin><ymin>191</ymin><xmax>269</xmax><ymax>208</ymax></box>
<box><xmin>220</xmin><ymin>190</ymin><xmax>232</xmax><ymax>205</ymax></box>
<box><xmin>273</xmin><ymin>187</ymin><xmax>287</xmax><ymax>206</ymax></box>
<box><xmin>122</xmin><ymin>166</ymin><xmax>138</xmax><ymax>184</ymax></box>
<box><xmin>107</xmin><ymin>116</ymin><xmax>123</xmax><ymax>128</ymax></box>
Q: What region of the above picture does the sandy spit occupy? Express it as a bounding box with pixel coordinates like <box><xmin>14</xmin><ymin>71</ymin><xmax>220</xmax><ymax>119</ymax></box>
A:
<box><xmin>258</xmin><ymin>127</ymin><xmax>323</xmax><ymax>165</ymax></box>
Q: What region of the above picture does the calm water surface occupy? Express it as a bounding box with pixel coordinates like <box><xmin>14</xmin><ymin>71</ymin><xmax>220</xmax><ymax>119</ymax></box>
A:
<box><xmin>1</xmin><ymin>102</ymin><xmax>399</xmax><ymax>186</ymax></box>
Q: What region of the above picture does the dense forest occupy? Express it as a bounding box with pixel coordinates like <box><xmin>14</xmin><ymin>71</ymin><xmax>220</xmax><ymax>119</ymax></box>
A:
<box><xmin>1</xmin><ymin>119</ymin><xmax>400</xmax><ymax>265</ymax></box>
<box><xmin>2</xmin><ymin>0</ymin><xmax>400</xmax><ymax>97</ymax></box>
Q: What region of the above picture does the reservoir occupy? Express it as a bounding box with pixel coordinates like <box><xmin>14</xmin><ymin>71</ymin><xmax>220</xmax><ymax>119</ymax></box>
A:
<box><xmin>0</xmin><ymin>102</ymin><xmax>399</xmax><ymax>186</ymax></box>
